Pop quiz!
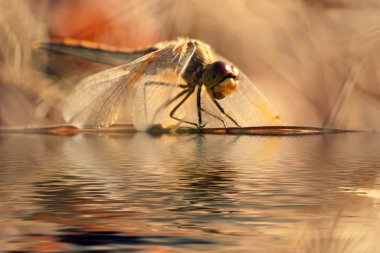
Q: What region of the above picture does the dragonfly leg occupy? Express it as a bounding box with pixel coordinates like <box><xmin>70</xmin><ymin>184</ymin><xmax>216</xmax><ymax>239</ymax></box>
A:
<box><xmin>196</xmin><ymin>85</ymin><xmax>206</xmax><ymax>128</ymax></box>
<box><xmin>197</xmin><ymin>85</ymin><xmax>227</xmax><ymax>128</ymax></box>
<box><xmin>169</xmin><ymin>87</ymin><xmax>199</xmax><ymax>128</ymax></box>
<box><xmin>144</xmin><ymin>82</ymin><xmax>189</xmax><ymax>123</ymax></box>
<box><xmin>151</xmin><ymin>88</ymin><xmax>191</xmax><ymax>123</ymax></box>
<box><xmin>201</xmin><ymin>107</ymin><xmax>226</xmax><ymax>128</ymax></box>
<box><xmin>196</xmin><ymin>85</ymin><xmax>202</xmax><ymax>127</ymax></box>
<box><xmin>212</xmin><ymin>99</ymin><xmax>241</xmax><ymax>127</ymax></box>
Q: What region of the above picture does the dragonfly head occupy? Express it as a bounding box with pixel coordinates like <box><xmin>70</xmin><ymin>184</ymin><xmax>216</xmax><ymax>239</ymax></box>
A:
<box><xmin>201</xmin><ymin>61</ymin><xmax>239</xmax><ymax>100</ymax></box>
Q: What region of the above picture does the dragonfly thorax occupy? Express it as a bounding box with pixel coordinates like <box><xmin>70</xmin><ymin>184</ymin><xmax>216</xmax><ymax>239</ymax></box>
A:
<box><xmin>201</xmin><ymin>61</ymin><xmax>240</xmax><ymax>100</ymax></box>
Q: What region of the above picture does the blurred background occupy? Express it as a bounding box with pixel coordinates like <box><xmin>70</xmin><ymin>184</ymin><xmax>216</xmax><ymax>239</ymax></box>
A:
<box><xmin>1</xmin><ymin>0</ymin><xmax>380</xmax><ymax>130</ymax></box>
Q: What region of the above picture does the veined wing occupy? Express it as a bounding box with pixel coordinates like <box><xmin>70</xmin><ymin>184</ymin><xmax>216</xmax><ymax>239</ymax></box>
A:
<box><xmin>63</xmin><ymin>65</ymin><xmax>129</xmax><ymax>128</ymax></box>
<box><xmin>63</xmin><ymin>40</ymin><xmax>196</xmax><ymax>130</ymax></box>
<box><xmin>39</xmin><ymin>38</ymin><xmax>160</xmax><ymax>66</ymax></box>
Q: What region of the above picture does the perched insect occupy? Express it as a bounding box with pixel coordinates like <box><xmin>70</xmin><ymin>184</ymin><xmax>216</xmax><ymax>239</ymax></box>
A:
<box><xmin>41</xmin><ymin>38</ymin><xmax>282</xmax><ymax>130</ymax></box>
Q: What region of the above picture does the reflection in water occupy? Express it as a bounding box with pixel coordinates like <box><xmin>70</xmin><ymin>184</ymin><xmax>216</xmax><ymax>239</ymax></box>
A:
<box><xmin>0</xmin><ymin>133</ymin><xmax>380</xmax><ymax>252</ymax></box>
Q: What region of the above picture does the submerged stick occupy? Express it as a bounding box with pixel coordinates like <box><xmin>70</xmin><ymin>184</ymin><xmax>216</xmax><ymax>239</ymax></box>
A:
<box><xmin>176</xmin><ymin>126</ymin><xmax>353</xmax><ymax>136</ymax></box>
<box><xmin>0</xmin><ymin>124</ymin><xmax>354</xmax><ymax>136</ymax></box>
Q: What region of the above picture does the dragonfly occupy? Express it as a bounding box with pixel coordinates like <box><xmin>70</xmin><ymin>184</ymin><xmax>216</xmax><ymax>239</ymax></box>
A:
<box><xmin>41</xmin><ymin>38</ymin><xmax>282</xmax><ymax>130</ymax></box>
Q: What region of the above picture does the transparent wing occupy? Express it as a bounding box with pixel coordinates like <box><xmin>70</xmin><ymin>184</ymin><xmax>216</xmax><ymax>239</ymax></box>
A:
<box><xmin>63</xmin><ymin>65</ymin><xmax>130</xmax><ymax>128</ymax></box>
<box><xmin>63</xmin><ymin>40</ymin><xmax>196</xmax><ymax>130</ymax></box>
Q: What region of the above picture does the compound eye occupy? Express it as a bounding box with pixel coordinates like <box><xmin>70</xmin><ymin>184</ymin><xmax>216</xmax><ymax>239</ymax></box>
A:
<box><xmin>202</xmin><ymin>61</ymin><xmax>239</xmax><ymax>89</ymax></box>
<box><xmin>209</xmin><ymin>61</ymin><xmax>231</xmax><ymax>79</ymax></box>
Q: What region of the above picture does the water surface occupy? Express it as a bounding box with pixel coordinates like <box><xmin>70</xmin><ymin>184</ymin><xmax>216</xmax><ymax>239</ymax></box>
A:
<box><xmin>0</xmin><ymin>132</ymin><xmax>379</xmax><ymax>252</ymax></box>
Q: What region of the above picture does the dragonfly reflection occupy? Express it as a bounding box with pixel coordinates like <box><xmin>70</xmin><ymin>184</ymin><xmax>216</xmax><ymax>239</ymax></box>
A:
<box><xmin>42</xmin><ymin>38</ymin><xmax>282</xmax><ymax>130</ymax></box>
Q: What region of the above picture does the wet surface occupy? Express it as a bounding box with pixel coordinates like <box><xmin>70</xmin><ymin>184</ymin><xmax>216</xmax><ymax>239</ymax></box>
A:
<box><xmin>0</xmin><ymin>132</ymin><xmax>380</xmax><ymax>252</ymax></box>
